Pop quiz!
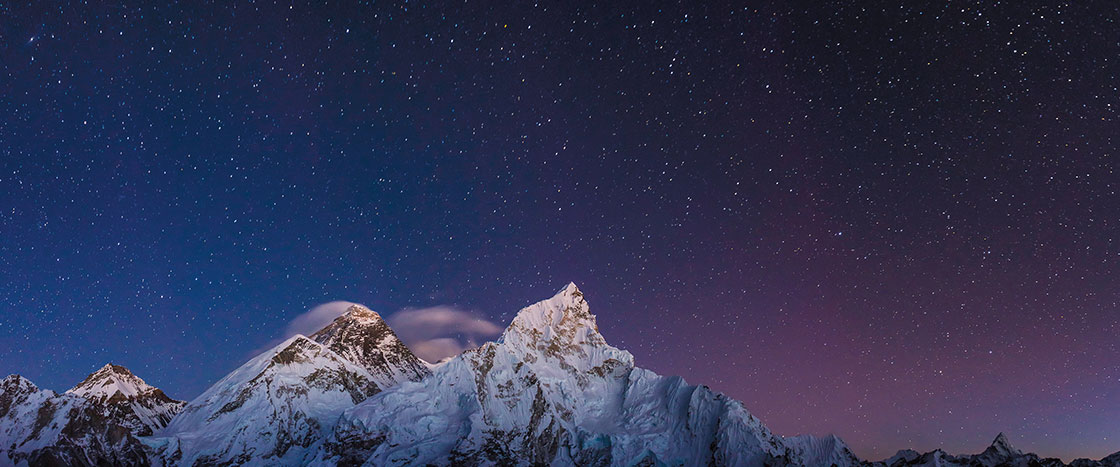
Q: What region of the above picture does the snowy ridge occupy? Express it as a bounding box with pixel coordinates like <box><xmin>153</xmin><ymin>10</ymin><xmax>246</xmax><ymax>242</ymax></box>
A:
<box><xmin>785</xmin><ymin>434</ymin><xmax>863</xmax><ymax>467</ymax></box>
<box><xmin>154</xmin><ymin>335</ymin><xmax>380</xmax><ymax>466</ymax></box>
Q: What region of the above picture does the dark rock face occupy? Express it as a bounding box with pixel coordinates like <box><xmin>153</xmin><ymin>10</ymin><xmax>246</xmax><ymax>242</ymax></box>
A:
<box><xmin>16</xmin><ymin>403</ymin><xmax>151</xmax><ymax>467</ymax></box>
<box><xmin>309</xmin><ymin>304</ymin><xmax>431</xmax><ymax>387</ymax></box>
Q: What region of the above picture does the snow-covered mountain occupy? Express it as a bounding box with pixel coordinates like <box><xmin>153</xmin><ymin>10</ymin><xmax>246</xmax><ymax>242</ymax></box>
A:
<box><xmin>0</xmin><ymin>364</ymin><xmax>183</xmax><ymax>466</ymax></box>
<box><xmin>66</xmin><ymin>363</ymin><xmax>186</xmax><ymax>436</ymax></box>
<box><xmin>152</xmin><ymin>335</ymin><xmax>382</xmax><ymax>465</ymax></box>
<box><xmin>875</xmin><ymin>433</ymin><xmax>1120</xmax><ymax>467</ymax></box>
<box><xmin>3</xmin><ymin>283</ymin><xmax>1117</xmax><ymax>466</ymax></box>
<box><xmin>151</xmin><ymin>304</ymin><xmax>432</xmax><ymax>466</ymax></box>
<box><xmin>309</xmin><ymin>283</ymin><xmax>853</xmax><ymax>466</ymax></box>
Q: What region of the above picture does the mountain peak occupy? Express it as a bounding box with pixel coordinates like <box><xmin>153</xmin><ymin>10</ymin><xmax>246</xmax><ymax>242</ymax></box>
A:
<box><xmin>97</xmin><ymin>363</ymin><xmax>134</xmax><ymax>376</ymax></box>
<box><xmin>1</xmin><ymin>374</ymin><xmax>39</xmax><ymax>394</ymax></box>
<box><xmin>994</xmin><ymin>430</ymin><xmax>1021</xmax><ymax>447</ymax></box>
<box><xmin>973</xmin><ymin>431</ymin><xmax>1024</xmax><ymax>464</ymax></box>
<box><xmin>160</xmin><ymin>332</ymin><xmax>381</xmax><ymax>464</ymax></box>
<box><xmin>504</xmin><ymin>282</ymin><xmax>595</xmax><ymax>339</ymax></box>
<box><xmin>500</xmin><ymin>282</ymin><xmax>633</xmax><ymax>373</ymax></box>
<box><xmin>61</xmin><ymin>363</ymin><xmax>185</xmax><ymax>437</ymax></box>
<box><xmin>340</xmin><ymin>303</ymin><xmax>385</xmax><ymax>322</ymax></box>
<box><xmin>989</xmin><ymin>432</ymin><xmax>1020</xmax><ymax>454</ymax></box>
<box><xmin>67</xmin><ymin>363</ymin><xmax>157</xmax><ymax>401</ymax></box>
<box><xmin>309</xmin><ymin>305</ymin><xmax>430</xmax><ymax>386</ymax></box>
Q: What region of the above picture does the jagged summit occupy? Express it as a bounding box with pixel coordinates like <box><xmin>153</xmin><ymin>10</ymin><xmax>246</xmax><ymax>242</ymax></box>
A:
<box><xmin>1</xmin><ymin>374</ymin><xmax>38</xmax><ymax>392</ymax></box>
<box><xmin>309</xmin><ymin>304</ymin><xmax>430</xmax><ymax>386</ymax></box>
<box><xmin>988</xmin><ymin>433</ymin><xmax>1019</xmax><ymax>454</ymax></box>
<box><xmin>502</xmin><ymin>283</ymin><xmax>598</xmax><ymax>343</ymax></box>
<box><xmin>339</xmin><ymin>303</ymin><xmax>386</xmax><ymax>321</ymax></box>
<box><xmin>499</xmin><ymin>282</ymin><xmax>632</xmax><ymax>375</ymax></box>
<box><xmin>504</xmin><ymin>282</ymin><xmax>594</xmax><ymax>334</ymax></box>
<box><xmin>971</xmin><ymin>431</ymin><xmax>1024</xmax><ymax>465</ymax></box>
<box><xmin>62</xmin><ymin>362</ymin><xmax>186</xmax><ymax>437</ymax></box>
<box><xmin>67</xmin><ymin>363</ymin><xmax>156</xmax><ymax>401</ymax></box>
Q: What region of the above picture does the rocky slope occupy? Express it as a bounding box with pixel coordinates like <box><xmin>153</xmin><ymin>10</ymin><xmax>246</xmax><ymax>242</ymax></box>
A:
<box><xmin>0</xmin><ymin>364</ymin><xmax>183</xmax><ymax>466</ymax></box>
<box><xmin>151</xmin><ymin>335</ymin><xmax>381</xmax><ymax>466</ymax></box>
<box><xmin>309</xmin><ymin>283</ymin><xmax>850</xmax><ymax>466</ymax></box>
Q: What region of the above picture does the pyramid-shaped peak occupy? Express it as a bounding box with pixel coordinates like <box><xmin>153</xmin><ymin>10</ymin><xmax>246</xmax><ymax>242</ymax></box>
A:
<box><xmin>1</xmin><ymin>374</ymin><xmax>39</xmax><ymax>393</ymax></box>
<box><xmin>498</xmin><ymin>283</ymin><xmax>634</xmax><ymax>374</ymax></box>
<box><xmin>340</xmin><ymin>303</ymin><xmax>385</xmax><ymax>321</ymax></box>
<box><xmin>310</xmin><ymin>304</ymin><xmax>395</xmax><ymax>344</ymax></box>
<box><xmin>980</xmin><ymin>432</ymin><xmax>1022</xmax><ymax>459</ymax></box>
<box><xmin>990</xmin><ymin>432</ymin><xmax>1017</xmax><ymax>449</ymax></box>
<box><xmin>309</xmin><ymin>305</ymin><xmax>430</xmax><ymax>385</ymax></box>
<box><xmin>68</xmin><ymin>363</ymin><xmax>156</xmax><ymax>400</ymax></box>
<box><xmin>97</xmin><ymin>363</ymin><xmax>135</xmax><ymax>376</ymax></box>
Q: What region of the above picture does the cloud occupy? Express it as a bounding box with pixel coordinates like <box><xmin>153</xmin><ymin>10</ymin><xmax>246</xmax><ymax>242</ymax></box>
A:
<box><xmin>283</xmin><ymin>301</ymin><xmax>359</xmax><ymax>337</ymax></box>
<box><xmin>250</xmin><ymin>301</ymin><xmax>359</xmax><ymax>357</ymax></box>
<box><xmin>253</xmin><ymin>302</ymin><xmax>502</xmax><ymax>363</ymax></box>
<box><xmin>385</xmin><ymin>306</ymin><xmax>503</xmax><ymax>362</ymax></box>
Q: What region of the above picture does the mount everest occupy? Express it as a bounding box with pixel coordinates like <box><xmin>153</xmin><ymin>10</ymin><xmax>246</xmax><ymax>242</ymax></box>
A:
<box><xmin>0</xmin><ymin>284</ymin><xmax>1115</xmax><ymax>466</ymax></box>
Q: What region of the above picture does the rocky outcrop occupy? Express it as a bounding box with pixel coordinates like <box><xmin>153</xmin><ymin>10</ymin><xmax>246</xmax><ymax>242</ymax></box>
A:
<box><xmin>309</xmin><ymin>304</ymin><xmax>431</xmax><ymax>388</ymax></box>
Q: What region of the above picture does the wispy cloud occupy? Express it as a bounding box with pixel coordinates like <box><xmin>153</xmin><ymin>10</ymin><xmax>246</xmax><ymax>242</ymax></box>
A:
<box><xmin>386</xmin><ymin>306</ymin><xmax>503</xmax><ymax>362</ymax></box>
<box><xmin>255</xmin><ymin>302</ymin><xmax>502</xmax><ymax>363</ymax></box>
<box><xmin>251</xmin><ymin>301</ymin><xmax>359</xmax><ymax>356</ymax></box>
<box><xmin>283</xmin><ymin>301</ymin><xmax>359</xmax><ymax>337</ymax></box>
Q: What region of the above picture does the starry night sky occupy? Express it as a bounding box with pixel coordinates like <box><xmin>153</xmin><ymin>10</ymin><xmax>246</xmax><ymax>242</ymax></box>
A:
<box><xmin>1</xmin><ymin>0</ymin><xmax>1118</xmax><ymax>461</ymax></box>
